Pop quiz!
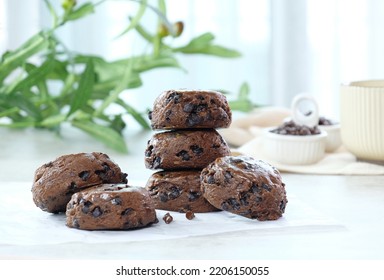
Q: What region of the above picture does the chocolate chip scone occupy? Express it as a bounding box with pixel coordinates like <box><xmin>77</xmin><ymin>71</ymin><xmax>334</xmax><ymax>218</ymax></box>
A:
<box><xmin>146</xmin><ymin>170</ymin><xmax>219</xmax><ymax>213</ymax></box>
<box><xmin>200</xmin><ymin>156</ymin><xmax>287</xmax><ymax>221</ymax></box>
<box><xmin>66</xmin><ymin>184</ymin><xmax>158</xmax><ymax>230</ymax></box>
<box><xmin>145</xmin><ymin>129</ymin><xmax>231</xmax><ymax>170</ymax></box>
<box><xmin>149</xmin><ymin>89</ymin><xmax>232</xmax><ymax>130</ymax></box>
<box><xmin>32</xmin><ymin>152</ymin><xmax>128</xmax><ymax>213</ymax></box>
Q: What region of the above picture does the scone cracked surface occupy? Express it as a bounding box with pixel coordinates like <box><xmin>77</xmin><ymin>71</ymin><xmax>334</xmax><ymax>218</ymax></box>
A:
<box><xmin>32</xmin><ymin>152</ymin><xmax>128</xmax><ymax>213</ymax></box>
<box><xmin>201</xmin><ymin>156</ymin><xmax>287</xmax><ymax>221</ymax></box>
<box><xmin>145</xmin><ymin>129</ymin><xmax>231</xmax><ymax>170</ymax></box>
<box><xmin>66</xmin><ymin>184</ymin><xmax>158</xmax><ymax>230</ymax></box>
<box><xmin>146</xmin><ymin>170</ymin><xmax>219</xmax><ymax>213</ymax></box>
<box><xmin>149</xmin><ymin>89</ymin><xmax>232</xmax><ymax>130</ymax></box>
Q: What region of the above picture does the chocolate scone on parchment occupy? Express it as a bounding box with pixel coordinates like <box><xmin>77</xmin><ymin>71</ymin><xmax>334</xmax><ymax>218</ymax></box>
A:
<box><xmin>32</xmin><ymin>152</ymin><xmax>127</xmax><ymax>213</ymax></box>
<box><xmin>200</xmin><ymin>156</ymin><xmax>287</xmax><ymax>221</ymax></box>
<box><xmin>66</xmin><ymin>184</ymin><xmax>158</xmax><ymax>230</ymax></box>
<box><xmin>149</xmin><ymin>89</ymin><xmax>232</xmax><ymax>130</ymax></box>
<box><xmin>145</xmin><ymin>129</ymin><xmax>231</xmax><ymax>170</ymax></box>
<box><xmin>146</xmin><ymin>170</ymin><xmax>219</xmax><ymax>213</ymax></box>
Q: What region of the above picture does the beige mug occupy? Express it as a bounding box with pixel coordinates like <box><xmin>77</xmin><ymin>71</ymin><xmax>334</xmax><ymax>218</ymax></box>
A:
<box><xmin>340</xmin><ymin>80</ymin><xmax>384</xmax><ymax>163</ymax></box>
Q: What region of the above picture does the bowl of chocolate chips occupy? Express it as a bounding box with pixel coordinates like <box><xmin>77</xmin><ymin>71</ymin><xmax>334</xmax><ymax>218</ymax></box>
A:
<box><xmin>318</xmin><ymin>116</ymin><xmax>341</xmax><ymax>152</ymax></box>
<box><xmin>262</xmin><ymin>94</ymin><xmax>327</xmax><ymax>165</ymax></box>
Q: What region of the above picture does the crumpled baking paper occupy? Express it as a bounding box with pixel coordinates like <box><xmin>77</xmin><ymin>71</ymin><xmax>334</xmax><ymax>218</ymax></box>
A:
<box><xmin>0</xmin><ymin>182</ymin><xmax>343</xmax><ymax>246</ymax></box>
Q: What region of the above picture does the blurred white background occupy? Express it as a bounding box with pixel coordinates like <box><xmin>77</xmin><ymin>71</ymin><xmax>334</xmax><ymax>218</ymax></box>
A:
<box><xmin>1</xmin><ymin>0</ymin><xmax>384</xmax><ymax>121</ymax></box>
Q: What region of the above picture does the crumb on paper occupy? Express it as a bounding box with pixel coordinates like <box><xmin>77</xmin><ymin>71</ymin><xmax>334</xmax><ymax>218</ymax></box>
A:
<box><xmin>163</xmin><ymin>212</ymin><xmax>173</xmax><ymax>224</ymax></box>
<box><xmin>185</xmin><ymin>210</ymin><xmax>195</xmax><ymax>220</ymax></box>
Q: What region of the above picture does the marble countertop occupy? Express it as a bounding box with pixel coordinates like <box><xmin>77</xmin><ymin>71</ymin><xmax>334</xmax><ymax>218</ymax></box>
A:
<box><xmin>1</xmin><ymin>127</ymin><xmax>383</xmax><ymax>260</ymax></box>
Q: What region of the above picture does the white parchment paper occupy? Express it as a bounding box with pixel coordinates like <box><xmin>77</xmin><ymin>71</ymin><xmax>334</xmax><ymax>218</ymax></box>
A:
<box><xmin>0</xmin><ymin>182</ymin><xmax>343</xmax><ymax>246</ymax></box>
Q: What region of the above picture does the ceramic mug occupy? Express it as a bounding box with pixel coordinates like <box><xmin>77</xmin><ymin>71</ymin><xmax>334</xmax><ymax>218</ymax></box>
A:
<box><xmin>340</xmin><ymin>80</ymin><xmax>384</xmax><ymax>163</ymax></box>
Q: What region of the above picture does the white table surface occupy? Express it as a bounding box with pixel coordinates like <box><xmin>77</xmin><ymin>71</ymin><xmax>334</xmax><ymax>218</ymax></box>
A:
<box><xmin>0</xmin><ymin>127</ymin><xmax>384</xmax><ymax>260</ymax></box>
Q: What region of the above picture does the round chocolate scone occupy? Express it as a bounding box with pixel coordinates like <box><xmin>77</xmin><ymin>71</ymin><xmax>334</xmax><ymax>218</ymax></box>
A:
<box><xmin>200</xmin><ymin>156</ymin><xmax>287</xmax><ymax>221</ymax></box>
<box><xmin>32</xmin><ymin>152</ymin><xmax>128</xmax><ymax>213</ymax></box>
<box><xmin>149</xmin><ymin>89</ymin><xmax>232</xmax><ymax>130</ymax></box>
<box><xmin>145</xmin><ymin>129</ymin><xmax>231</xmax><ymax>170</ymax></box>
<box><xmin>66</xmin><ymin>184</ymin><xmax>158</xmax><ymax>230</ymax></box>
<box><xmin>146</xmin><ymin>170</ymin><xmax>219</xmax><ymax>213</ymax></box>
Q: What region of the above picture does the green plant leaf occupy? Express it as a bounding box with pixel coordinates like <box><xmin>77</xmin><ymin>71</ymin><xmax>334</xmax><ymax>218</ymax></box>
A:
<box><xmin>43</xmin><ymin>0</ymin><xmax>59</xmax><ymax>27</ymax></box>
<box><xmin>193</xmin><ymin>45</ymin><xmax>241</xmax><ymax>58</ymax></box>
<box><xmin>174</xmin><ymin>32</ymin><xmax>215</xmax><ymax>52</ymax></box>
<box><xmin>94</xmin><ymin>59</ymin><xmax>136</xmax><ymax>116</ymax></box>
<box><xmin>72</xmin><ymin>119</ymin><xmax>128</xmax><ymax>153</ymax></box>
<box><xmin>13</xmin><ymin>59</ymin><xmax>55</xmax><ymax>92</ymax></box>
<box><xmin>116</xmin><ymin>98</ymin><xmax>150</xmax><ymax>129</ymax></box>
<box><xmin>5</xmin><ymin>92</ymin><xmax>42</xmax><ymax>120</ymax></box>
<box><xmin>134</xmin><ymin>54</ymin><xmax>181</xmax><ymax>72</ymax></box>
<box><xmin>133</xmin><ymin>22</ymin><xmax>154</xmax><ymax>42</ymax></box>
<box><xmin>173</xmin><ymin>32</ymin><xmax>241</xmax><ymax>57</ymax></box>
<box><xmin>65</xmin><ymin>3</ymin><xmax>95</xmax><ymax>22</ymax></box>
<box><xmin>46</xmin><ymin>59</ymin><xmax>69</xmax><ymax>80</ymax></box>
<box><xmin>0</xmin><ymin>107</ymin><xmax>19</xmax><ymax>118</ymax></box>
<box><xmin>228</xmin><ymin>82</ymin><xmax>254</xmax><ymax>112</ymax></box>
<box><xmin>39</xmin><ymin>114</ymin><xmax>67</xmax><ymax>127</ymax></box>
<box><xmin>116</xmin><ymin>0</ymin><xmax>148</xmax><ymax>38</ymax></box>
<box><xmin>67</xmin><ymin>59</ymin><xmax>95</xmax><ymax>116</ymax></box>
<box><xmin>238</xmin><ymin>82</ymin><xmax>250</xmax><ymax>99</ymax></box>
<box><xmin>0</xmin><ymin>32</ymin><xmax>49</xmax><ymax>82</ymax></box>
<box><xmin>228</xmin><ymin>99</ymin><xmax>253</xmax><ymax>112</ymax></box>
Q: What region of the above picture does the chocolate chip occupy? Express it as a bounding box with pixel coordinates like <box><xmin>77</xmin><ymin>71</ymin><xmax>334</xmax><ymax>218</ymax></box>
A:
<box><xmin>168</xmin><ymin>186</ymin><xmax>181</xmax><ymax>199</ymax></box>
<box><xmin>95</xmin><ymin>163</ymin><xmax>112</xmax><ymax>182</ymax></box>
<box><xmin>186</xmin><ymin>113</ymin><xmax>202</xmax><ymax>126</ymax></box>
<box><xmin>121</xmin><ymin>208</ymin><xmax>134</xmax><ymax>215</ymax></box>
<box><xmin>319</xmin><ymin>116</ymin><xmax>334</xmax><ymax>126</ymax></box>
<box><xmin>152</xmin><ymin>156</ymin><xmax>162</xmax><ymax>169</ymax></box>
<box><xmin>148</xmin><ymin>111</ymin><xmax>152</xmax><ymax>120</ymax></box>
<box><xmin>165</xmin><ymin>110</ymin><xmax>172</xmax><ymax>122</ymax></box>
<box><xmin>221</xmin><ymin>198</ymin><xmax>240</xmax><ymax>211</ymax></box>
<box><xmin>185</xmin><ymin>211</ymin><xmax>195</xmax><ymax>220</ymax></box>
<box><xmin>92</xmin><ymin>207</ymin><xmax>102</xmax><ymax>217</ymax></box>
<box><xmin>145</xmin><ymin>145</ymin><xmax>153</xmax><ymax>157</ymax></box>
<box><xmin>188</xmin><ymin>191</ymin><xmax>201</xmax><ymax>201</ymax></box>
<box><xmin>121</xmin><ymin>173</ymin><xmax>128</xmax><ymax>183</ymax></box>
<box><xmin>240</xmin><ymin>192</ymin><xmax>249</xmax><ymax>206</ymax></box>
<box><xmin>111</xmin><ymin>197</ymin><xmax>122</xmax><ymax>205</ymax></box>
<box><xmin>224</xmin><ymin>171</ymin><xmax>233</xmax><ymax>180</ymax></box>
<box><xmin>68</xmin><ymin>181</ymin><xmax>77</xmax><ymax>190</ymax></box>
<box><xmin>279</xmin><ymin>200</ymin><xmax>286</xmax><ymax>211</ymax></box>
<box><xmin>159</xmin><ymin>192</ymin><xmax>169</xmax><ymax>202</ymax></box>
<box><xmin>229</xmin><ymin>157</ymin><xmax>244</xmax><ymax>164</ymax></box>
<box><xmin>262</xmin><ymin>183</ymin><xmax>272</xmax><ymax>192</ymax></box>
<box><xmin>81</xmin><ymin>200</ymin><xmax>93</xmax><ymax>214</ymax></box>
<box><xmin>271</xmin><ymin>120</ymin><xmax>321</xmax><ymax>136</ymax></box>
<box><xmin>176</xmin><ymin>150</ymin><xmax>191</xmax><ymax>161</ymax></box>
<box><xmin>163</xmin><ymin>212</ymin><xmax>173</xmax><ymax>224</ymax></box>
<box><xmin>72</xmin><ymin>219</ymin><xmax>80</xmax><ymax>228</ymax></box>
<box><xmin>250</xmin><ymin>183</ymin><xmax>262</xmax><ymax>193</ymax></box>
<box><xmin>183</xmin><ymin>103</ymin><xmax>194</xmax><ymax>113</ymax></box>
<box><xmin>165</xmin><ymin>91</ymin><xmax>180</xmax><ymax>104</ymax></box>
<box><xmin>190</xmin><ymin>145</ymin><xmax>203</xmax><ymax>155</ymax></box>
<box><xmin>207</xmin><ymin>175</ymin><xmax>215</xmax><ymax>184</ymax></box>
<box><xmin>78</xmin><ymin>170</ymin><xmax>90</xmax><ymax>181</ymax></box>
<box><xmin>195</xmin><ymin>104</ymin><xmax>207</xmax><ymax>112</ymax></box>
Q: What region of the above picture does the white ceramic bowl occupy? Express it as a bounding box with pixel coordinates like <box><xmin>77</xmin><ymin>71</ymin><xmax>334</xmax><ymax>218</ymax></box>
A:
<box><xmin>319</xmin><ymin>123</ymin><xmax>341</xmax><ymax>152</ymax></box>
<box><xmin>340</xmin><ymin>80</ymin><xmax>384</xmax><ymax>163</ymax></box>
<box><xmin>263</xmin><ymin>128</ymin><xmax>327</xmax><ymax>165</ymax></box>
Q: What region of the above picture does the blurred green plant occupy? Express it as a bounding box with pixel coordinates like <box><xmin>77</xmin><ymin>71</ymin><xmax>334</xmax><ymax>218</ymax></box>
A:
<box><xmin>0</xmin><ymin>0</ymin><xmax>254</xmax><ymax>153</ymax></box>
